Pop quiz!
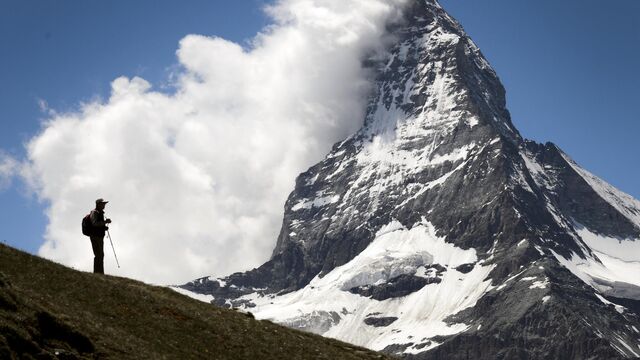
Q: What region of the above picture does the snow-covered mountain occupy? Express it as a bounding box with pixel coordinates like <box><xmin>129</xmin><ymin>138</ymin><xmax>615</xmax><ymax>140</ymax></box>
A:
<box><xmin>179</xmin><ymin>1</ymin><xmax>640</xmax><ymax>358</ymax></box>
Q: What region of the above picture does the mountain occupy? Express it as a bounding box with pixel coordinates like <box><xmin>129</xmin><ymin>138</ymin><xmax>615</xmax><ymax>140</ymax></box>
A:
<box><xmin>180</xmin><ymin>0</ymin><xmax>640</xmax><ymax>358</ymax></box>
<box><xmin>0</xmin><ymin>243</ymin><xmax>390</xmax><ymax>359</ymax></box>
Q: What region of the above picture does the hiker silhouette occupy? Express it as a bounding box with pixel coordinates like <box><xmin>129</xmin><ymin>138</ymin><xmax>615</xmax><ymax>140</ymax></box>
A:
<box><xmin>88</xmin><ymin>198</ymin><xmax>111</xmax><ymax>274</ymax></box>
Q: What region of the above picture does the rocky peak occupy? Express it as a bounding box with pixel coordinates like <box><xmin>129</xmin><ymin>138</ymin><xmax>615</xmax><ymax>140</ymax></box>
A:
<box><xmin>358</xmin><ymin>0</ymin><xmax>521</xmax><ymax>145</ymax></box>
<box><xmin>266</xmin><ymin>0</ymin><xmax>529</xmax><ymax>286</ymax></box>
<box><xmin>181</xmin><ymin>2</ymin><xmax>640</xmax><ymax>358</ymax></box>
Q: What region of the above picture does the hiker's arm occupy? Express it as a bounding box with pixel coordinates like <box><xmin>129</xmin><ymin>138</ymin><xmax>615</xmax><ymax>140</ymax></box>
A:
<box><xmin>90</xmin><ymin>211</ymin><xmax>107</xmax><ymax>228</ymax></box>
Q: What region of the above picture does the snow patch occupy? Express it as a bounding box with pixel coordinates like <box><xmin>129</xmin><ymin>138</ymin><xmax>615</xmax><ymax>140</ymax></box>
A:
<box><xmin>305</xmin><ymin>174</ymin><xmax>319</xmax><ymax>186</ymax></box>
<box><xmin>467</xmin><ymin>116</ymin><xmax>479</xmax><ymax>128</ymax></box>
<box><xmin>575</xmin><ymin>222</ymin><xmax>640</xmax><ymax>263</ymax></box>
<box><xmin>375</xmin><ymin>219</ymin><xmax>406</xmax><ymax>237</ymax></box>
<box><xmin>292</xmin><ymin>195</ymin><xmax>340</xmax><ymax>211</ymax></box>
<box><xmin>243</xmin><ymin>220</ymin><xmax>494</xmax><ymax>353</ymax></box>
<box><xmin>495</xmin><ymin>269</ymin><xmax>527</xmax><ymax>291</ymax></box>
<box><xmin>170</xmin><ymin>286</ymin><xmax>214</xmax><ymax>303</ymax></box>
<box><xmin>529</xmin><ymin>278</ymin><xmax>549</xmax><ymax>289</ymax></box>
<box><xmin>594</xmin><ymin>293</ymin><xmax>625</xmax><ymax>314</ymax></box>
<box><xmin>520</xmin><ymin>151</ymin><xmax>549</xmax><ymax>189</ymax></box>
<box><xmin>552</xmin><ymin>247</ymin><xmax>640</xmax><ymax>300</ymax></box>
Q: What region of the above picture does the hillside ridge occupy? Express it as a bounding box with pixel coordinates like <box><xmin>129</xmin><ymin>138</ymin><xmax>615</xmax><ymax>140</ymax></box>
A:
<box><xmin>0</xmin><ymin>243</ymin><xmax>389</xmax><ymax>359</ymax></box>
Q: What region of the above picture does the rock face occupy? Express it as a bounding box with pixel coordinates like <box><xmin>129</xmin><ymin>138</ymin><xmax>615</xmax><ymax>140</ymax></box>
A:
<box><xmin>181</xmin><ymin>0</ymin><xmax>640</xmax><ymax>358</ymax></box>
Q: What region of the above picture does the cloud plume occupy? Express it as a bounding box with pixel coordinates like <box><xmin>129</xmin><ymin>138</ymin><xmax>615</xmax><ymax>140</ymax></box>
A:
<box><xmin>25</xmin><ymin>0</ymin><xmax>408</xmax><ymax>284</ymax></box>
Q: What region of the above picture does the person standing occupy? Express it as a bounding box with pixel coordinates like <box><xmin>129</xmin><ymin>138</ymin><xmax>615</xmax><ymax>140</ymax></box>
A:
<box><xmin>89</xmin><ymin>198</ymin><xmax>111</xmax><ymax>274</ymax></box>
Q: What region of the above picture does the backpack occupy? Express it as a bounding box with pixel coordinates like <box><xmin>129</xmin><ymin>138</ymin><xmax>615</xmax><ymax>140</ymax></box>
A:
<box><xmin>82</xmin><ymin>213</ymin><xmax>94</xmax><ymax>236</ymax></box>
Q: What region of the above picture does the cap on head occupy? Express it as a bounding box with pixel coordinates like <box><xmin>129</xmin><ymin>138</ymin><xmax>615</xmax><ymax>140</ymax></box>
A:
<box><xmin>95</xmin><ymin>198</ymin><xmax>109</xmax><ymax>205</ymax></box>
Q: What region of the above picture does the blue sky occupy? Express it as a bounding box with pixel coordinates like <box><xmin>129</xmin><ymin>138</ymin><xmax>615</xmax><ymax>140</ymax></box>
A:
<box><xmin>1</xmin><ymin>0</ymin><xmax>638</xmax><ymax>256</ymax></box>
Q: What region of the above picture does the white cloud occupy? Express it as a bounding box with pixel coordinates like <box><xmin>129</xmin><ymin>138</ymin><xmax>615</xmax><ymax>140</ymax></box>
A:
<box><xmin>24</xmin><ymin>0</ymin><xmax>409</xmax><ymax>284</ymax></box>
<box><xmin>36</xmin><ymin>98</ymin><xmax>57</xmax><ymax>116</ymax></box>
<box><xmin>0</xmin><ymin>152</ymin><xmax>18</xmax><ymax>190</ymax></box>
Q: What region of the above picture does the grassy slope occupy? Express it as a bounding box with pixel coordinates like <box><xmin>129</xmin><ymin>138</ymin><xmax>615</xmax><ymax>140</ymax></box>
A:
<box><xmin>0</xmin><ymin>244</ymin><xmax>389</xmax><ymax>359</ymax></box>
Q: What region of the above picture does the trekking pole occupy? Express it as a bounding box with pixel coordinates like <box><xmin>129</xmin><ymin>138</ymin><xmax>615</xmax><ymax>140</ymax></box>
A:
<box><xmin>106</xmin><ymin>229</ymin><xmax>120</xmax><ymax>268</ymax></box>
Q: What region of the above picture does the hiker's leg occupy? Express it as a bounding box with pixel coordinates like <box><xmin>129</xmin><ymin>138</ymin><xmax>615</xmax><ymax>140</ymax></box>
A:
<box><xmin>90</xmin><ymin>237</ymin><xmax>99</xmax><ymax>272</ymax></box>
<box><xmin>90</xmin><ymin>236</ymin><xmax>104</xmax><ymax>274</ymax></box>
<box><xmin>95</xmin><ymin>237</ymin><xmax>104</xmax><ymax>273</ymax></box>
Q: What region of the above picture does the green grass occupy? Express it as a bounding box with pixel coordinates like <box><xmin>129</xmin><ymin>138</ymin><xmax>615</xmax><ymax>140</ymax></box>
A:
<box><xmin>0</xmin><ymin>243</ymin><xmax>390</xmax><ymax>359</ymax></box>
